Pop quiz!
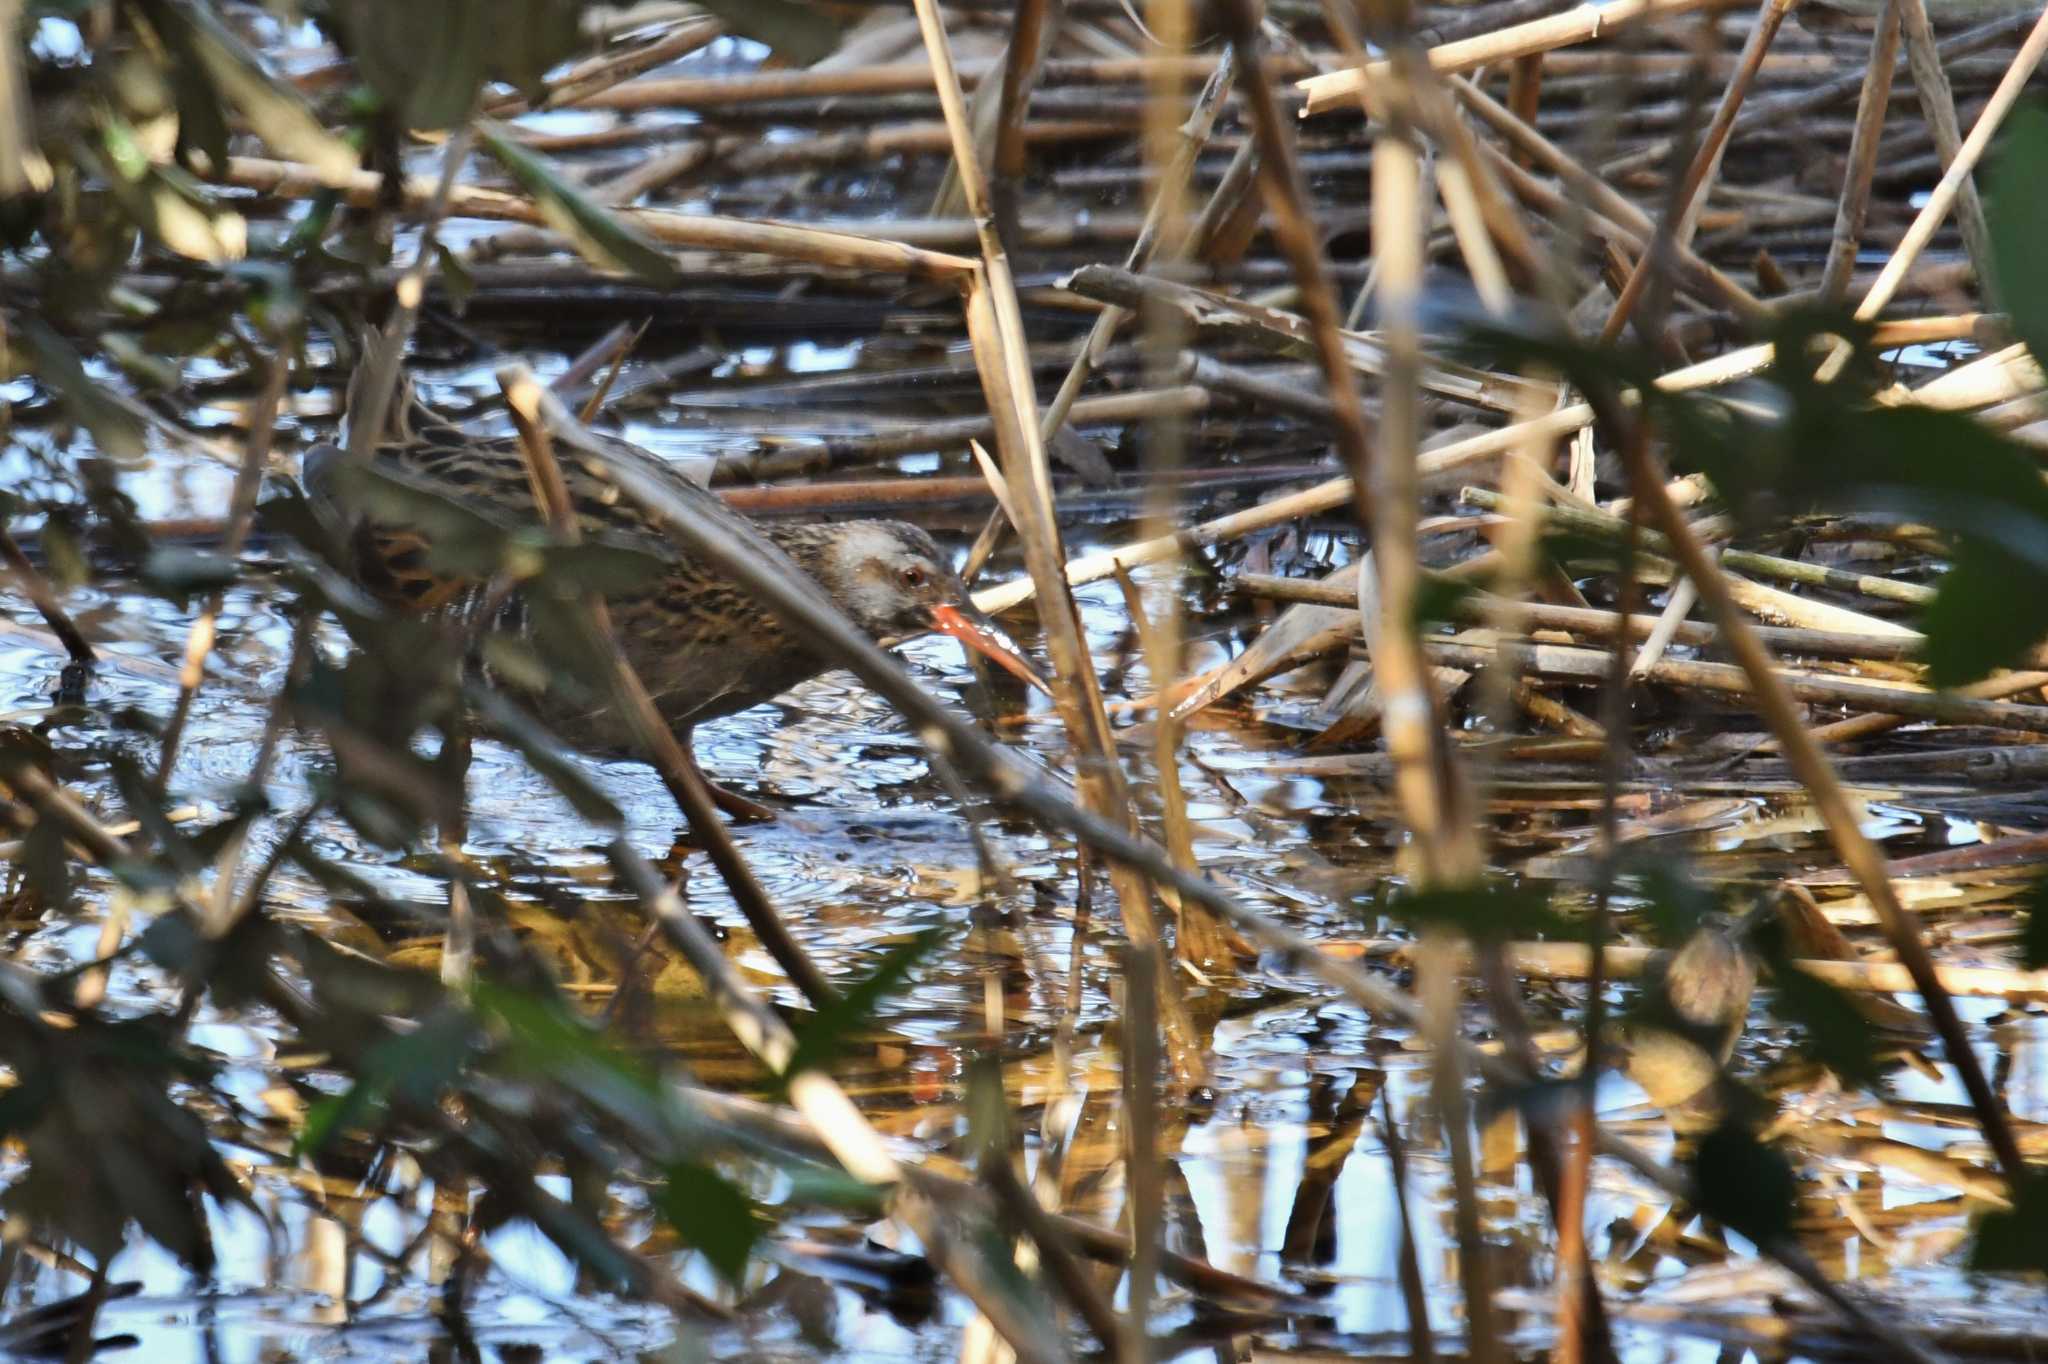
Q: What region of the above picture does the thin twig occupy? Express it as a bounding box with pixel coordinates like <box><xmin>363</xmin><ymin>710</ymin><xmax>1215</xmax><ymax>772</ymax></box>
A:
<box><xmin>495</xmin><ymin>367</ymin><xmax>841</xmax><ymax>1012</ymax></box>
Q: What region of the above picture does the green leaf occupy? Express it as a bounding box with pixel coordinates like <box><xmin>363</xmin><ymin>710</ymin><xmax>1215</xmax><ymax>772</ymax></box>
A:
<box><xmin>783</xmin><ymin>927</ymin><xmax>953</xmax><ymax>1083</ymax></box>
<box><xmin>152</xmin><ymin>0</ymin><xmax>360</xmax><ymax>179</ymax></box>
<box><xmin>295</xmin><ymin>1006</ymin><xmax>478</xmax><ymax>1156</ymax></box>
<box><xmin>1921</xmin><ymin>542</ymin><xmax>2048</xmax><ymax>687</ymax></box>
<box><xmin>1768</xmin><ymin>966</ymin><xmax>1884</xmax><ymax>1089</ymax></box>
<box><xmin>689</xmin><ymin>0</ymin><xmax>841</xmax><ymax>63</ymax></box>
<box><xmin>1689</xmin><ymin>1120</ymin><xmax>1796</xmax><ymax>1245</ymax></box>
<box><xmin>324</xmin><ymin>0</ymin><xmax>511</xmax><ymax>130</ymax></box>
<box><xmin>2019</xmin><ymin>875</ymin><xmax>2048</xmax><ymax>971</ymax></box>
<box><xmin>1990</xmin><ymin>101</ymin><xmax>2048</xmax><ymax>363</ymax></box>
<box><xmin>478</xmin><ymin>122</ymin><xmax>679</xmax><ymax>286</ymax></box>
<box><xmin>470</xmin><ymin>983</ymin><xmax>661</xmax><ymax>1119</ymax></box>
<box><xmin>1380</xmin><ymin>881</ymin><xmax>1577</xmax><ymax>942</ymax></box>
<box><xmin>434</xmin><ymin>240</ymin><xmax>476</xmax><ymax>312</ymax></box>
<box><xmin>1622</xmin><ymin>855</ymin><xmax>1720</xmax><ymax>949</ymax></box>
<box><xmin>654</xmin><ymin>1160</ymin><xmax>764</xmax><ymax>1283</ymax></box>
<box><xmin>1969</xmin><ymin>1174</ymin><xmax>2048</xmax><ymax>1272</ymax></box>
<box><xmin>530</xmin><ymin>536</ymin><xmax>667</xmax><ymax>596</ymax></box>
<box><xmin>1410</xmin><ymin>573</ymin><xmax>1478</xmax><ymax>633</ymax></box>
<box><xmin>14</xmin><ymin>316</ymin><xmax>146</xmax><ymax>457</ymax></box>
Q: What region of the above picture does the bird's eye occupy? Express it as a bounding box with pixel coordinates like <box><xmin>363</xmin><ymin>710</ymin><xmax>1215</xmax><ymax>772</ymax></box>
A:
<box><xmin>899</xmin><ymin>565</ymin><xmax>927</xmax><ymax>589</ymax></box>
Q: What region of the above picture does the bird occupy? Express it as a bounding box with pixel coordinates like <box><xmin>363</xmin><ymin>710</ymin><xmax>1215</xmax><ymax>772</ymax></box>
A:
<box><xmin>301</xmin><ymin>384</ymin><xmax>1046</xmax><ymax>819</ymax></box>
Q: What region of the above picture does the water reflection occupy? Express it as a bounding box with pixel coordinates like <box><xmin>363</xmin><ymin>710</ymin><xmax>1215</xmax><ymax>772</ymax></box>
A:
<box><xmin>0</xmin><ymin>342</ymin><xmax>2029</xmax><ymax>1364</ymax></box>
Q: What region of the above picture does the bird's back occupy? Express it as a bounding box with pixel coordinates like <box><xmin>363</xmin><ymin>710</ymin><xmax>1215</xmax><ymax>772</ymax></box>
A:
<box><xmin>304</xmin><ymin>412</ymin><xmax>831</xmax><ymax>743</ymax></box>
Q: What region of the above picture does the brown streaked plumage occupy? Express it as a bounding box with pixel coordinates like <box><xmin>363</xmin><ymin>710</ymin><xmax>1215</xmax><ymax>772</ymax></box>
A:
<box><xmin>302</xmin><ymin>404</ymin><xmax>1044</xmax><ymax>817</ymax></box>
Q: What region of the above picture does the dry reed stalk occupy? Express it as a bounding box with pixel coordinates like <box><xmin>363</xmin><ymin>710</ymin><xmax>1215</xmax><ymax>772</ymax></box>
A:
<box><xmin>1627</xmin><ymin>572</ymin><xmax>1701</xmax><ymax>677</ymax></box>
<box><xmin>1598</xmin><ymin>0</ymin><xmax>1800</xmax><ymax>345</ymax></box>
<box><xmin>1452</xmin><ymin>74</ymin><xmax>1769</xmax><ymax>321</ymax></box>
<box><xmin>496</xmin><ymin>368</ymin><xmax>841</xmax><ymax>1013</ymax></box>
<box><xmin>1597</xmin><ymin>391</ymin><xmax>2030</xmax><ymax>1185</ymax></box>
<box><xmin>967</xmin><ymin>408</ymin><xmax>1586</xmax><ymax>617</ymax></box>
<box><xmin>1820</xmin><ymin>0</ymin><xmax>1903</xmax><ymax>302</ymax></box>
<box><xmin>1063</xmin><ymin>265</ymin><xmax>1553</xmax><ymax>413</ymax></box>
<box><xmin>909</xmin><ymin>0</ymin><xmax>1206</xmax><ymax>1089</ymax></box>
<box><xmin>1376</xmin><ymin>1086</ymin><xmax>1437</xmax><ymax>1362</ymax></box>
<box><xmin>1895</xmin><ymin>339</ymin><xmax>2042</xmax><ymax>410</ymax></box>
<box><xmin>484</xmin><ymin>17</ymin><xmax>722</xmax><ymax>115</ymax></box>
<box><xmin>980</xmin><ymin>1159</ymin><xmax>1123</xmax><ymax>1348</ymax></box>
<box><xmin>215</xmin><ymin>155</ymin><xmax>980</xmax><ymax>281</ymax></box>
<box><xmin>1239</xmin><ymin>577</ymin><xmax>1943</xmax><ymax>661</ymax></box>
<box><xmin>1292</xmin><ymin>6</ymin><xmax>1500</xmax><ymax>1351</ymax></box>
<box><xmin>1716</xmin><ymin>7</ymin><xmax>2035</xmax><ymax>161</ymax></box>
<box><xmin>0</xmin><ymin>528</ymin><xmax>93</xmax><ymax>670</ymax></box>
<box><xmin>1895</xmin><ymin>0</ymin><xmax>1999</xmax><ymax>292</ymax></box>
<box><xmin>575</xmin><ymin>51</ymin><xmax>1314</xmax><ymax>109</ymax></box>
<box><xmin>1129</xmin><ymin>0</ymin><xmax>1229</xmax><ymax>971</ymax></box>
<box><xmin>1427</xmin><ymin>634</ymin><xmax>2048</xmax><ymax>731</ymax></box>
<box><xmin>962</xmin><ymin>49</ymin><xmax>1238</xmax><ymax>581</ymax></box>
<box><xmin>1459</xmin><ymin>485</ymin><xmax>1936</xmax><ymax>608</ymax></box>
<box><xmin>1119</xmin><ymin>942</ymin><xmax>1161</xmax><ymax>1357</ymax></box>
<box><xmin>1298</xmin><ymin>0</ymin><xmax>1717</xmax><ymax>114</ymax></box>
<box><xmin>1773</xmin><ymin>669</ymin><xmax>2048</xmax><ymax>748</ymax></box>
<box><xmin>571</xmin><ymin>432</ymin><xmax>1932</xmax><ymax>1362</ymax></box>
<box><xmin>1368</xmin><ymin>98</ymin><xmax>1482</xmax><ymax>888</ymax></box>
<box><xmin>156</xmin><ymin>352</ymin><xmax>288</xmax><ymax>785</ymax></box>
<box><xmin>688</xmin><ymin>1085</ymin><xmax>1295</xmax><ymax>1307</ymax></box>
<box><xmin>1846</xmin><ymin>5</ymin><xmax>2048</xmax><ymax>327</ymax></box>
<box><xmin>718</xmin><ymin>383</ymin><xmax>1211</xmax><ymax>482</ymax></box>
<box><xmin>986</xmin><ymin>0</ymin><xmax>1062</xmax><ymax>241</ymax></box>
<box><xmin>339</xmin><ymin>124</ymin><xmax>474</xmax><ymax>481</ymax></box>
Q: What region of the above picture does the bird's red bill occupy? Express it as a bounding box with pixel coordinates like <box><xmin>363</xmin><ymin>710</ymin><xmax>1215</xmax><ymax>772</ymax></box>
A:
<box><xmin>929</xmin><ymin>604</ymin><xmax>1052</xmax><ymax>695</ymax></box>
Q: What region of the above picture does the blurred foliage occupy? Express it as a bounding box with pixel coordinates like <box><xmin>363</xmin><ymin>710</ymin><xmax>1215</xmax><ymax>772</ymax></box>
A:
<box><xmin>0</xmin><ymin>0</ymin><xmax>877</xmax><ymax>1304</ymax></box>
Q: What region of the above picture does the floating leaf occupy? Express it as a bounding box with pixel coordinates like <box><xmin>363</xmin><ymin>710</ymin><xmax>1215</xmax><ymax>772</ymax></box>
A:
<box><xmin>478</xmin><ymin>122</ymin><xmax>679</xmax><ymax>286</ymax></box>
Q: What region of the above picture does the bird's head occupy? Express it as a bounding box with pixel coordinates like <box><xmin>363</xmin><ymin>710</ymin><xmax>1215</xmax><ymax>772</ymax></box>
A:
<box><xmin>819</xmin><ymin>522</ymin><xmax>1048</xmax><ymax>693</ymax></box>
